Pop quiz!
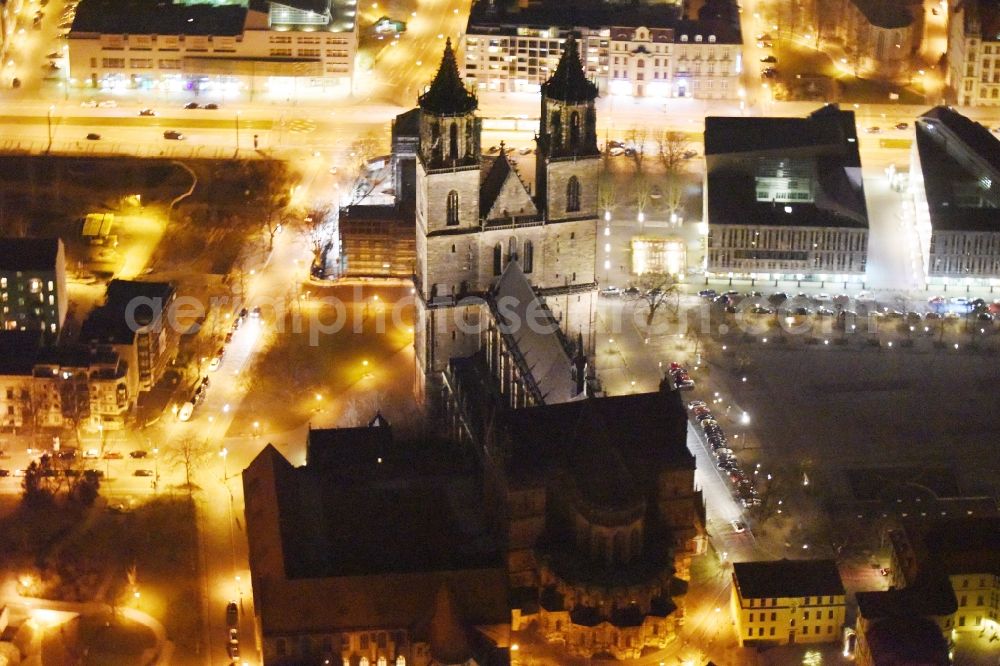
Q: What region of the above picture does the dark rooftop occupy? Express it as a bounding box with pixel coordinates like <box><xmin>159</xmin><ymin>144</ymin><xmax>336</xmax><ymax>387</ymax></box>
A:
<box><xmin>849</xmin><ymin>0</ymin><xmax>914</xmax><ymax>28</ymax></box>
<box><xmin>705</xmin><ymin>105</ymin><xmax>869</xmax><ymax>229</ymax></box>
<box><xmin>915</xmin><ymin>106</ymin><xmax>1000</xmax><ymax>232</ymax></box>
<box><xmin>0</xmin><ymin>331</ymin><xmax>43</xmax><ymax>375</ymax></box>
<box><xmin>856</xmin><ymin>569</ymin><xmax>958</xmax><ymax>619</ymax></box>
<box><xmin>541</xmin><ymin>35</ymin><xmax>597</xmax><ymax>104</ymax></box>
<box><xmin>863</xmin><ymin>616</ymin><xmax>950</xmax><ymax>665</ymax></box>
<box><xmin>733</xmin><ymin>559</ymin><xmax>845</xmax><ymax>599</ymax></box>
<box><xmin>71</xmin><ymin>0</ymin><xmax>247</xmax><ymax>36</ymax></box>
<box><xmin>80</xmin><ymin>280</ymin><xmax>173</xmax><ymax>344</ymax></box>
<box><xmin>924</xmin><ymin>517</ymin><xmax>1000</xmax><ymax>575</ymax></box>
<box><xmin>498</xmin><ymin>387</ymin><xmax>693</xmax><ymax>488</ymax></box>
<box><xmin>248</xmin><ymin>425</ymin><xmax>500</xmax><ymax>581</ymax></box>
<box><xmin>704</xmin><ymin>104</ymin><xmax>860</xmax><ymax>158</ymax></box>
<box><xmin>419</xmin><ymin>39</ymin><xmax>477</xmax><ymax>116</ymax></box>
<box><xmin>0</xmin><ymin>238</ymin><xmax>62</xmax><ymax>273</ymax></box>
<box><xmin>467</xmin><ymin>0</ymin><xmax>741</xmax><ymax>43</ymax></box>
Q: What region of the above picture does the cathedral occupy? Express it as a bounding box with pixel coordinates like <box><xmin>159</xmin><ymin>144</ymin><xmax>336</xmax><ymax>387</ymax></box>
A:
<box><xmin>412</xmin><ymin>37</ymin><xmax>600</xmax><ymax>405</ymax></box>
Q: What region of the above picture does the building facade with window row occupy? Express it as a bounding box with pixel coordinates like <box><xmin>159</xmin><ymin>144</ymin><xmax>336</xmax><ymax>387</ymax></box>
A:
<box><xmin>949</xmin><ymin>0</ymin><xmax>1000</xmax><ymax>107</ymax></box>
<box><xmin>0</xmin><ymin>238</ymin><xmax>67</xmax><ymax>340</ymax></box>
<box><xmin>910</xmin><ymin>106</ymin><xmax>1000</xmax><ymax>284</ymax></box>
<box><xmin>461</xmin><ymin>0</ymin><xmax>741</xmax><ymax>99</ymax></box>
<box><xmin>731</xmin><ymin>560</ymin><xmax>846</xmax><ymax>647</ymax></box>
<box><xmin>67</xmin><ymin>0</ymin><xmax>356</xmax><ymax>95</ymax></box>
<box><xmin>704</xmin><ymin>105</ymin><xmax>870</xmax><ymax>280</ymax></box>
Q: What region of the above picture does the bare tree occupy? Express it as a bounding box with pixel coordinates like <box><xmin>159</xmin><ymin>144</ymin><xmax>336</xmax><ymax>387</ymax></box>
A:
<box><xmin>655</xmin><ymin>130</ymin><xmax>691</xmax><ymax>174</ymax></box>
<box><xmin>664</xmin><ymin>177</ymin><xmax>685</xmax><ymax>221</ymax></box>
<box><xmin>162</xmin><ymin>436</ymin><xmax>215</xmax><ymax>491</ymax></box>
<box><xmin>628</xmin><ymin>272</ymin><xmax>680</xmax><ymax>325</ymax></box>
<box><xmin>625</xmin><ymin>127</ymin><xmax>648</xmax><ymax>172</ymax></box>
<box><xmin>597</xmin><ymin>172</ymin><xmax>617</xmax><ymax>217</ymax></box>
<box><xmin>632</xmin><ymin>175</ymin><xmax>654</xmax><ymax>225</ymax></box>
<box><xmin>305</xmin><ymin>206</ymin><xmax>337</xmax><ymax>256</ymax></box>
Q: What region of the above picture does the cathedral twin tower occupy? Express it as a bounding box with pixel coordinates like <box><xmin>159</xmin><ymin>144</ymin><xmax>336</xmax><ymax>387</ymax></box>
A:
<box><xmin>413</xmin><ymin>37</ymin><xmax>601</xmax><ymax>402</ymax></box>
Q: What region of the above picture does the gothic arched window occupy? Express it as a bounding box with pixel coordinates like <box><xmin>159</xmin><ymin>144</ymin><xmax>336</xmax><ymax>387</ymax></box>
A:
<box><xmin>493</xmin><ymin>243</ymin><xmax>502</xmax><ymax>275</ymax></box>
<box><xmin>569</xmin><ymin>111</ymin><xmax>581</xmax><ymax>148</ymax></box>
<box><xmin>446</xmin><ymin>190</ymin><xmax>459</xmax><ymax>226</ymax></box>
<box><xmin>449</xmin><ymin>123</ymin><xmax>459</xmax><ymax>161</ymax></box>
<box><xmin>566</xmin><ymin>176</ymin><xmax>581</xmax><ymax>212</ymax></box>
<box><xmin>523</xmin><ymin>240</ymin><xmax>534</xmax><ymax>273</ymax></box>
<box><xmin>465</xmin><ymin>120</ymin><xmax>475</xmax><ymax>157</ymax></box>
<box><xmin>508</xmin><ymin>236</ymin><xmax>518</xmax><ymax>263</ymax></box>
<box><xmin>550</xmin><ymin>111</ymin><xmax>562</xmax><ymax>150</ymax></box>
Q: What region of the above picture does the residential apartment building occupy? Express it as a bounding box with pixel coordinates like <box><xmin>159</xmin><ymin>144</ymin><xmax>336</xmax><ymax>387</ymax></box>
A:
<box><xmin>67</xmin><ymin>0</ymin><xmax>357</xmax><ymax>95</ymax></box>
<box><xmin>909</xmin><ymin>106</ymin><xmax>1000</xmax><ymax>285</ymax></box>
<box><xmin>79</xmin><ymin>280</ymin><xmax>175</xmax><ymax>393</ymax></box>
<box><xmin>948</xmin><ymin>0</ymin><xmax>1000</xmax><ymax>107</ymax></box>
<box><xmin>31</xmin><ymin>345</ymin><xmax>133</xmax><ymax>432</ymax></box>
<box><xmin>704</xmin><ymin>105</ymin><xmax>870</xmax><ymax>280</ymax></box>
<box><xmin>0</xmin><ymin>332</ymin><xmax>40</xmax><ymax>432</ymax></box>
<box><xmin>0</xmin><ymin>238</ymin><xmax>68</xmax><ymax>339</ymax></box>
<box><xmin>462</xmin><ymin>0</ymin><xmax>742</xmax><ymax>99</ymax></box>
<box><xmin>731</xmin><ymin>560</ymin><xmax>846</xmax><ymax>646</ymax></box>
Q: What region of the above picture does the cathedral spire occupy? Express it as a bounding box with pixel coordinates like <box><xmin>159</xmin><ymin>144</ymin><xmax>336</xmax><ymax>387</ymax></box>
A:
<box><xmin>419</xmin><ymin>38</ymin><xmax>478</xmax><ymax>116</ymax></box>
<box><xmin>541</xmin><ymin>35</ymin><xmax>597</xmax><ymax>104</ymax></box>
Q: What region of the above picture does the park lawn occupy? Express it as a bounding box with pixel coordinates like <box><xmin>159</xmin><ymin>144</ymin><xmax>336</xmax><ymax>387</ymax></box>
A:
<box><xmin>227</xmin><ymin>285</ymin><xmax>416</xmax><ymax>435</ymax></box>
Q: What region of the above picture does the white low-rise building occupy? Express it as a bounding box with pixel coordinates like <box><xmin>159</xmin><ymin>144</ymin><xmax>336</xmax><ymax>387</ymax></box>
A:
<box><xmin>462</xmin><ymin>0</ymin><xmax>742</xmax><ymax>99</ymax></box>
<box><xmin>67</xmin><ymin>0</ymin><xmax>356</xmax><ymax>96</ymax></box>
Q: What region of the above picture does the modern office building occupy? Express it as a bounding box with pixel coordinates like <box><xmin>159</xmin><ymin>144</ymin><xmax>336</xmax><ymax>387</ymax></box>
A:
<box><xmin>80</xmin><ymin>280</ymin><xmax>175</xmax><ymax>393</ymax></box>
<box><xmin>731</xmin><ymin>559</ymin><xmax>846</xmax><ymax>646</ymax></box>
<box><xmin>0</xmin><ymin>238</ymin><xmax>68</xmax><ymax>339</ymax></box>
<box><xmin>704</xmin><ymin>104</ymin><xmax>870</xmax><ymax>281</ymax></box>
<box><xmin>909</xmin><ymin>106</ymin><xmax>1000</xmax><ymax>284</ymax></box>
<box><xmin>462</xmin><ymin>0</ymin><xmax>742</xmax><ymax>99</ymax></box>
<box><xmin>948</xmin><ymin>0</ymin><xmax>1000</xmax><ymax>107</ymax></box>
<box><xmin>67</xmin><ymin>0</ymin><xmax>357</xmax><ymax>95</ymax></box>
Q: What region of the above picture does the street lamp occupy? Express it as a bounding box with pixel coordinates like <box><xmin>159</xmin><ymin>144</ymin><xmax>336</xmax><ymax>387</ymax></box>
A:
<box><xmin>234</xmin><ymin>111</ymin><xmax>241</xmax><ymax>153</ymax></box>
<box><xmin>220</xmin><ymin>447</ymin><xmax>228</xmax><ymax>481</ymax></box>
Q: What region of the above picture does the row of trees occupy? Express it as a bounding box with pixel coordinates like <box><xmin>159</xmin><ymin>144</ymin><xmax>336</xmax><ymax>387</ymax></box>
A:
<box><xmin>600</xmin><ymin>128</ymin><xmax>694</xmax><ymax>222</ymax></box>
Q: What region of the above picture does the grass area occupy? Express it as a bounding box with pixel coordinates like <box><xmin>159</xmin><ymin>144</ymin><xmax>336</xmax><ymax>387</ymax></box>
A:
<box><xmin>228</xmin><ymin>284</ymin><xmax>417</xmax><ymax>434</ymax></box>
<box><xmin>0</xmin><ymin>492</ymin><xmax>200</xmax><ymax>657</ymax></box>
<box><xmin>78</xmin><ymin>613</ymin><xmax>156</xmax><ymax>666</ymax></box>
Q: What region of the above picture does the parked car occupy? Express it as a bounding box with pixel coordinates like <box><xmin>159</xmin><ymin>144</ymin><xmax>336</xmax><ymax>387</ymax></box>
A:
<box><xmin>97</xmin><ymin>100</ymin><xmax>117</xmax><ymax>108</ymax></box>
<box><xmin>85</xmin><ymin>133</ymin><xmax>101</xmax><ymax>140</ymax></box>
<box><xmin>730</xmin><ymin>520</ymin><xmax>746</xmax><ymax>533</ymax></box>
<box><xmin>204</xmin><ymin>103</ymin><xmax>219</xmax><ymax>110</ymax></box>
<box><xmin>698</xmin><ymin>289</ymin><xmax>717</xmax><ymax>298</ymax></box>
<box><xmin>134</xmin><ymin>469</ymin><xmax>154</xmax><ymax>477</ymax></box>
<box><xmin>226</xmin><ymin>601</ymin><xmax>239</xmax><ymax>628</ymax></box>
<box><xmin>163</xmin><ymin>130</ymin><xmax>185</xmax><ymax>140</ymax></box>
<box><xmin>130</xmin><ymin>450</ymin><xmax>148</xmax><ymax>459</ymax></box>
<box><xmin>760</xmin><ymin>55</ymin><xmax>777</xmax><ymax>63</ymax></box>
<box><xmin>865</xmin><ymin>126</ymin><xmax>881</xmax><ymax>134</ymax></box>
<box><xmin>103</xmin><ymin>451</ymin><xmax>123</xmax><ymax>459</ymax></box>
<box><xmin>184</xmin><ymin>102</ymin><xmax>200</xmax><ymax>109</ymax></box>
<box><xmin>138</xmin><ymin>108</ymin><xmax>156</xmax><ymax>116</ymax></box>
<box><xmin>894</xmin><ymin>122</ymin><xmax>909</xmax><ymax>130</ymax></box>
<box><xmin>177</xmin><ymin>401</ymin><xmax>194</xmax><ymax>422</ymax></box>
<box><xmin>600</xmin><ymin>286</ymin><xmax>622</xmax><ymax>297</ymax></box>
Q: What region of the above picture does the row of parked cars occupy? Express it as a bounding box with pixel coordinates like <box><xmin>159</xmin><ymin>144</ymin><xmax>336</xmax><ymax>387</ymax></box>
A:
<box><xmin>667</xmin><ymin>361</ymin><xmax>694</xmax><ymax>391</ymax></box>
<box><xmin>688</xmin><ymin>401</ymin><xmax>760</xmax><ymax>509</ymax></box>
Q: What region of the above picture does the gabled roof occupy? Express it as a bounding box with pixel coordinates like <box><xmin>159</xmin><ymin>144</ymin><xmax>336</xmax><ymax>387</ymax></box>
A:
<box><xmin>479</xmin><ymin>150</ymin><xmax>538</xmax><ymax>221</ymax></box>
<box><xmin>0</xmin><ymin>238</ymin><xmax>62</xmax><ymax>272</ymax></box>
<box><xmin>541</xmin><ymin>35</ymin><xmax>598</xmax><ymax>103</ymax></box>
<box><xmin>492</xmin><ymin>261</ymin><xmax>577</xmax><ymax>404</ymax></box>
<box><xmin>864</xmin><ymin>616</ymin><xmax>950</xmax><ymax>666</ymax></box>
<box><xmin>0</xmin><ymin>331</ymin><xmax>43</xmax><ymax>375</ymax></box>
<box><xmin>419</xmin><ymin>39</ymin><xmax>478</xmax><ymax>116</ymax></box>
<box><xmin>733</xmin><ymin>559</ymin><xmax>845</xmax><ymax>599</ymax></box>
